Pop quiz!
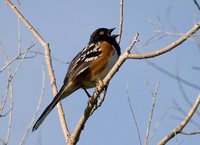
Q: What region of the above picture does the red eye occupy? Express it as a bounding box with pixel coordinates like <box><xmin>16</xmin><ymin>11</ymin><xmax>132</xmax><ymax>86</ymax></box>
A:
<box><xmin>99</xmin><ymin>31</ymin><xmax>105</xmax><ymax>35</ymax></box>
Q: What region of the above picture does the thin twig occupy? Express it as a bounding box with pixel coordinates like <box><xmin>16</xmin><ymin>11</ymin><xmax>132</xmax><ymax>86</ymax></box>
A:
<box><xmin>117</xmin><ymin>0</ymin><xmax>123</xmax><ymax>44</ymax></box>
<box><xmin>0</xmin><ymin>47</ymin><xmax>69</xmax><ymax>74</ymax></box>
<box><xmin>19</xmin><ymin>49</ymin><xmax>46</xmax><ymax>145</ymax></box>
<box><xmin>126</xmin><ymin>85</ymin><xmax>142</xmax><ymax>145</ymax></box>
<box><xmin>154</xmin><ymin>29</ymin><xmax>200</xmax><ymax>37</ymax></box>
<box><xmin>158</xmin><ymin>94</ymin><xmax>200</xmax><ymax>145</ymax></box>
<box><xmin>0</xmin><ymin>44</ymin><xmax>14</xmax><ymax>145</ymax></box>
<box><xmin>180</xmin><ymin>131</ymin><xmax>200</xmax><ymax>135</ymax></box>
<box><xmin>172</xmin><ymin>100</ymin><xmax>200</xmax><ymax>129</ymax></box>
<box><xmin>0</xmin><ymin>43</ymin><xmax>35</xmax><ymax>73</ymax></box>
<box><xmin>17</xmin><ymin>0</ymin><xmax>21</xmax><ymax>53</ymax></box>
<box><xmin>5</xmin><ymin>76</ymin><xmax>13</xmax><ymax>145</ymax></box>
<box><xmin>145</xmin><ymin>79</ymin><xmax>160</xmax><ymax>145</ymax></box>
<box><xmin>28</xmin><ymin>50</ymin><xmax>69</xmax><ymax>64</ymax></box>
<box><xmin>146</xmin><ymin>60</ymin><xmax>200</xmax><ymax>91</ymax></box>
<box><xmin>5</xmin><ymin>0</ymin><xmax>70</xmax><ymax>142</ymax></box>
<box><xmin>0</xmin><ymin>70</ymin><xmax>9</xmax><ymax>117</ymax></box>
<box><xmin>150</xmin><ymin>107</ymin><xmax>171</xmax><ymax>141</ymax></box>
<box><xmin>128</xmin><ymin>22</ymin><xmax>200</xmax><ymax>59</ymax></box>
<box><xmin>0</xmin><ymin>40</ymin><xmax>29</xmax><ymax>144</ymax></box>
<box><xmin>126</xmin><ymin>32</ymin><xmax>139</xmax><ymax>53</ymax></box>
<box><xmin>139</xmin><ymin>32</ymin><xmax>167</xmax><ymax>48</ymax></box>
<box><xmin>5</xmin><ymin>1</ymin><xmax>200</xmax><ymax>145</ymax></box>
<box><xmin>1</xmin><ymin>35</ymin><xmax>35</xmax><ymax>145</ymax></box>
<box><xmin>12</xmin><ymin>46</ymin><xmax>32</xmax><ymax>78</ymax></box>
<box><xmin>166</xmin><ymin>6</ymin><xmax>179</xmax><ymax>33</ymax></box>
<box><xmin>175</xmin><ymin>68</ymin><xmax>200</xmax><ymax>118</ymax></box>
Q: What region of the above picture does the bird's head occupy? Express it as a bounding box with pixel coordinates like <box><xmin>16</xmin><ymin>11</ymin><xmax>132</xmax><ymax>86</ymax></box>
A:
<box><xmin>89</xmin><ymin>28</ymin><xmax>119</xmax><ymax>43</ymax></box>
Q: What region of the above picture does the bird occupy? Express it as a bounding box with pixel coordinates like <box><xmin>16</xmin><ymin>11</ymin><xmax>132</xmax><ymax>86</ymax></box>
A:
<box><xmin>32</xmin><ymin>28</ymin><xmax>121</xmax><ymax>131</ymax></box>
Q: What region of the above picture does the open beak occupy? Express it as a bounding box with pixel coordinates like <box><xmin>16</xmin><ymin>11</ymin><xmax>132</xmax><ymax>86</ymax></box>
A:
<box><xmin>108</xmin><ymin>28</ymin><xmax>119</xmax><ymax>38</ymax></box>
<box><xmin>112</xmin><ymin>34</ymin><xmax>119</xmax><ymax>38</ymax></box>
<box><xmin>108</xmin><ymin>28</ymin><xmax>115</xmax><ymax>35</ymax></box>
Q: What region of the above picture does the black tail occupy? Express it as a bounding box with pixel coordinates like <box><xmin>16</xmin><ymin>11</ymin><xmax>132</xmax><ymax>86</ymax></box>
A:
<box><xmin>32</xmin><ymin>94</ymin><xmax>62</xmax><ymax>131</ymax></box>
<box><xmin>32</xmin><ymin>84</ymin><xmax>70</xmax><ymax>132</ymax></box>
<box><xmin>32</xmin><ymin>82</ymin><xmax>76</xmax><ymax>131</ymax></box>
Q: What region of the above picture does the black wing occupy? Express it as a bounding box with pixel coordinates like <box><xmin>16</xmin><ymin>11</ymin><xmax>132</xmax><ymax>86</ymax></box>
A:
<box><xmin>63</xmin><ymin>42</ymin><xmax>102</xmax><ymax>84</ymax></box>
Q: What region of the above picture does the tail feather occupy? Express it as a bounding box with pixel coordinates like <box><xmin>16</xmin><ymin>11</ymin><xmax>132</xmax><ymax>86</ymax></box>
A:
<box><xmin>32</xmin><ymin>85</ymin><xmax>68</xmax><ymax>132</ymax></box>
<box><xmin>32</xmin><ymin>82</ymin><xmax>78</xmax><ymax>132</ymax></box>
<box><xmin>32</xmin><ymin>95</ymin><xmax>61</xmax><ymax>132</ymax></box>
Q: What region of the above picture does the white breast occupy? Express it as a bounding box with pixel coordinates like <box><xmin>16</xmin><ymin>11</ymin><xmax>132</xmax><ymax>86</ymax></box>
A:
<box><xmin>98</xmin><ymin>46</ymin><xmax>118</xmax><ymax>79</ymax></box>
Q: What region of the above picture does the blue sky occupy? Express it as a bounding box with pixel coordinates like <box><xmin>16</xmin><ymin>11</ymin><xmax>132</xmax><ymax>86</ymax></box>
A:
<box><xmin>0</xmin><ymin>0</ymin><xmax>200</xmax><ymax>145</ymax></box>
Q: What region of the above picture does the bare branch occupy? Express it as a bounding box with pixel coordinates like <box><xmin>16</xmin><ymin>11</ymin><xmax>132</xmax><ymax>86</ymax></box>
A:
<box><xmin>154</xmin><ymin>29</ymin><xmax>200</xmax><ymax>37</ymax></box>
<box><xmin>5</xmin><ymin>77</ymin><xmax>13</xmax><ymax>145</ymax></box>
<box><xmin>5</xmin><ymin>1</ymin><xmax>200</xmax><ymax>145</ymax></box>
<box><xmin>145</xmin><ymin>81</ymin><xmax>160</xmax><ymax>145</ymax></box>
<box><xmin>128</xmin><ymin>22</ymin><xmax>200</xmax><ymax>59</ymax></box>
<box><xmin>19</xmin><ymin>50</ymin><xmax>46</xmax><ymax>145</ymax></box>
<box><xmin>117</xmin><ymin>0</ymin><xmax>123</xmax><ymax>44</ymax></box>
<box><xmin>172</xmin><ymin>99</ymin><xmax>200</xmax><ymax>129</ymax></box>
<box><xmin>1</xmin><ymin>34</ymin><xmax>35</xmax><ymax>145</ymax></box>
<box><xmin>0</xmin><ymin>76</ymin><xmax>10</xmax><ymax>117</ymax></box>
<box><xmin>5</xmin><ymin>0</ymin><xmax>70</xmax><ymax>142</ymax></box>
<box><xmin>0</xmin><ymin>43</ymin><xmax>35</xmax><ymax>73</ymax></box>
<box><xmin>180</xmin><ymin>131</ymin><xmax>200</xmax><ymax>135</ymax></box>
<box><xmin>28</xmin><ymin>50</ymin><xmax>69</xmax><ymax>64</ymax></box>
<box><xmin>0</xmin><ymin>44</ymin><xmax>14</xmax><ymax>145</ymax></box>
<box><xmin>90</xmin><ymin>85</ymin><xmax>108</xmax><ymax>116</ymax></box>
<box><xmin>69</xmin><ymin>33</ymin><xmax>140</xmax><ymax>144</ymax></box>
<box><xmin>158</xmin><ymin>94</ymin><xmax>200</xmax><ymax>145</ymax></box>
<box><xmin>17</xmin><ymin>0</ymin><xmax>21</xmax><ymax>53</ymax></box>
<box><xmin>1</xmin><ymin>49</ymin><xmax>69</xmax><ymax>69</ymax></box>
<box><xmin>126</xmin><ymin>85</ymin><xmax>142</xmax><ymax>145</ymax></box>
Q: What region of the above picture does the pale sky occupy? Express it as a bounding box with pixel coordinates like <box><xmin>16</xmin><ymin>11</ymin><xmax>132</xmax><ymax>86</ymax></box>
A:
<box><xmin>0</xmin><ymin>0</ymin><xmax>200</xmax><ymax>145</ymax></box>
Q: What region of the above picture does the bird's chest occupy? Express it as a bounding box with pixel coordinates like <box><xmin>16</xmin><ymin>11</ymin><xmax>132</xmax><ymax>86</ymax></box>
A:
<box><xmin>90</xmin><ymin>44</ymin><xmax>118</xmax><ymax>81</ymax></box>
<box><xmin>98</xmin><ymin>49</ymin><xmax>118</xmax><ymax>79</ymax></box>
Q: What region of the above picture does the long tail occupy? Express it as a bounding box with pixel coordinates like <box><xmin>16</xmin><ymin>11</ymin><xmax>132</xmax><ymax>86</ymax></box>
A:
<box><xmin>32</xmin><ymin>87</ymin><xmax>67</xmax><ymax>132</ymax></box>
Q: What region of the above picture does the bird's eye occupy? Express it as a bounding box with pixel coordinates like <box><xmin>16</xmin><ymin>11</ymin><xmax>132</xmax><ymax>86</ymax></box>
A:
<box><xmin>99</xmin><ymin>31</ymin><xmax>105</xmax><ymax>35</ymax></box>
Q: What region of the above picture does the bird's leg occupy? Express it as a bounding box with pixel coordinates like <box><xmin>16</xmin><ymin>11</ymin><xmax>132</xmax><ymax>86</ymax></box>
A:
<box><xmin>84</xmin><ymin>88</ymin><xmax>96</xmax><ymax>107</ymax></box>
<box><xmin>83</xmin><ymin>88</ymin><xmax>91</xmax><ymax>98</ymax></box>
<box><xmin>86</xmin><ymin>79</ymin><xmax>106</xmax><ymax>108</ymax></box>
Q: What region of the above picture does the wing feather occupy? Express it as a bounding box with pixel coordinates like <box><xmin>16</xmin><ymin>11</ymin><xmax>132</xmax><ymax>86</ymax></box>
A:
<box><xmin>64</xmin><ymin>42</ymin><xmax>102</xmax><ymax>84</ymax></box>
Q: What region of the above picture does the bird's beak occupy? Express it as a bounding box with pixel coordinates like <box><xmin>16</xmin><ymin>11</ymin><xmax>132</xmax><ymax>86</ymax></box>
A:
<box><xmin>108</xmin><ymin>28</ymin><xmax>115</xmax><ymax>35</ymax></box>
<box><xmin>108</xmin><ymin>28</ymin><xmax>119</xmax><ymax>38</ymax></box>
<box><xmin>112</xmin><ymin>34</ymin><xmax>119</xmax><ymax>38</ymax></box>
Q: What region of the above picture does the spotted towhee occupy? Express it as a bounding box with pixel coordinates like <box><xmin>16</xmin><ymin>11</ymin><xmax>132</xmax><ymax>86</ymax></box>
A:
<box><xmin>32</xmin><ymin>28</ymin><xmax>121</xmax><ymax>131</ymax></box>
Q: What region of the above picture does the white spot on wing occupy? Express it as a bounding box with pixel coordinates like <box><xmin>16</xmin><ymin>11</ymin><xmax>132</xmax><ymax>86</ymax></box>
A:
<box><xmin>75</xmin><ymin>66</ymin><xmax>90</xmax><ymax>77</ymax></box>
<box><xmin>84</xmin><ymin>56</ymin><xmax>98</xmax><ymax>62</ymax></box>
<box><xmin>82</xmin><ymin>43</ymin><xmax>95</xmax><ymax>52</ymax></box>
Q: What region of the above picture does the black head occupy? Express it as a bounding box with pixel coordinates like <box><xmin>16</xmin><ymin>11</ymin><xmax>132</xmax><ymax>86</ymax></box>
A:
<box><xmin>89</xmin><ymin>28</ymin><xmax>121</xmax><ymax>56</ymax></box>
<box><xmin>89</xmin><ymin>28</ymin><xmax>116</xmax><ymax>43</ymax></box>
